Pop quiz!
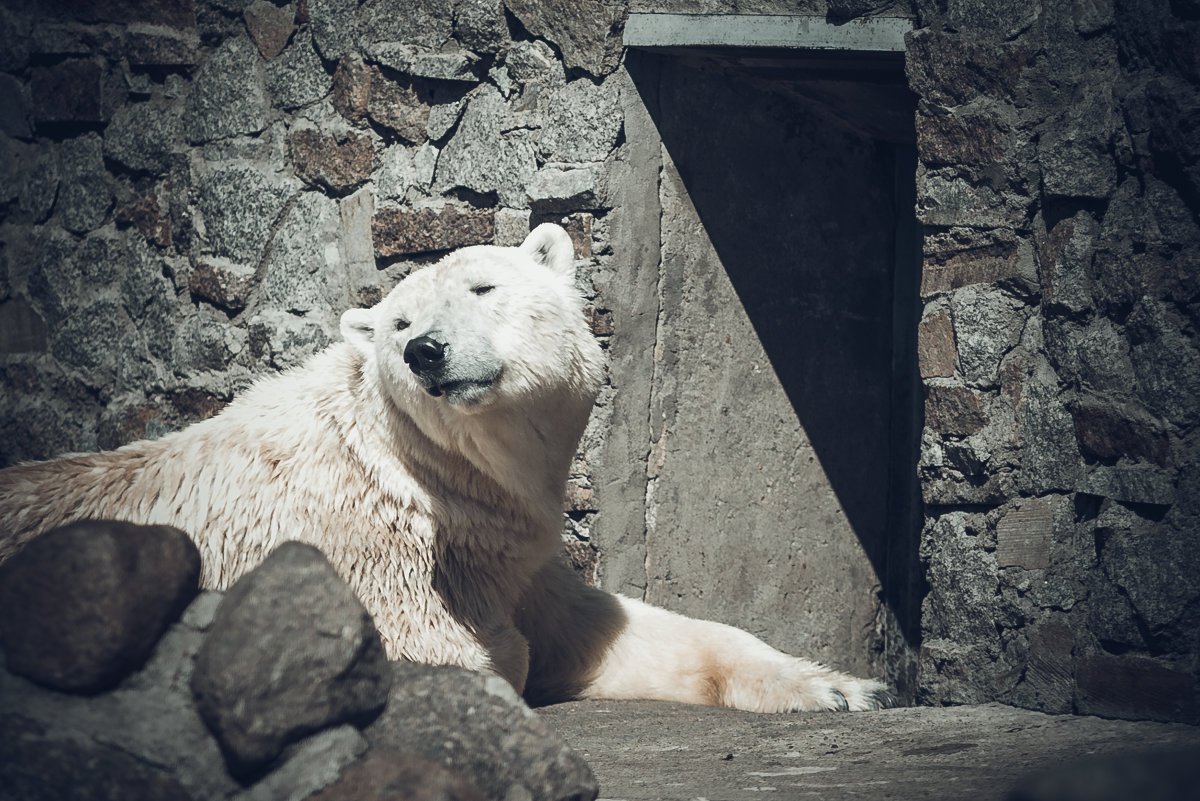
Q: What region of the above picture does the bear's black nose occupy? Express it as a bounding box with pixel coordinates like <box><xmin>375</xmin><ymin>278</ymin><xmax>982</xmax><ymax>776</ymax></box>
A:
<box><xmin>404</xmin><ymin>335</ymin><xmax>446</xmax><ymax>374</ymax></box>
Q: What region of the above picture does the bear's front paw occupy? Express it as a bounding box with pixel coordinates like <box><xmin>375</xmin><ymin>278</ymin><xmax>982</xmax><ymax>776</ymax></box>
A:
<box><xmin>722</xmin><ymin>658</ymin><xmax>897</xmax><ymax>713</ymax></box>
<box><xmin>818</xmin><ymin>681</ymin><xmax>897</xmax><ymax>712</ymax></box>
<box><xmin>807</xmin><ymin>673</ymin><xmax>896</xmax><ymax>712</ymax></box>
<box><xmin>864</xmin><ymin>686</ymin><xmax>898</xmax><ymax>710</ymax></box>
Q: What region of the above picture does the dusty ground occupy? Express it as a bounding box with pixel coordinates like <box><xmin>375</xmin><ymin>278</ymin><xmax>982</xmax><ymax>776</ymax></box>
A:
<box><xmin>538</xmin><ymin>700</ymin><xmax>1200</xmax><ymax>801</ymax></box>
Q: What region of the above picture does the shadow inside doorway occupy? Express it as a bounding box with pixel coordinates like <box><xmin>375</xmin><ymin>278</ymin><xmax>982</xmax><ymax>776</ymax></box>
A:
<box><xmin>626</xmin><ymin>48</ymin><xmax>923</xmax><ymax>691</ymax></box>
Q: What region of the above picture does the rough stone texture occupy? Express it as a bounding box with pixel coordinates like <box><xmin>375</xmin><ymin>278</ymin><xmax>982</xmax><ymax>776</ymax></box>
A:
<box><xmin>924</xmin><ymin>383</ymin><xmax>986</xmax><ymax>437</ymax></box>
<box><xmin>244</xmin><ymin>0</ymin><xmax>296</xmax><ymax>60</ymax></box>
<box><xmin>527</xmin><ymin>164</ymin><xmax>602</xmax><ymax>212</ymax></box>
<box><xmin>309</xmin><ymin>0</ymin><xmax>360</xmax><ymax>61</ymax></box>
<box><xmin>170</xmin><ymin>305</ymin><xmax>251</xmax><ymax>379</ymax></box>
<box><xmin>332</xmin><ymin>57</ymin><xmax>372</xmax><ymax>123</ymax></box>
<box><xmin>1127</xmin><ymin>296</ymin><xmax>1200</xmax><ymax>426</ymax></box>
<box><xmin>1039</xmin><ymin>209</ymin><xmax>1098</xmax><ymax>315</ymax></box>
<box><xmin>367</xmin><ymin>42</ymin><xmax>481</xmax><ymax>83</ymax></box>
<box><xmin>1095</xmin><ymin>507</ymin><xmax>1200</xmax><ymax>634</ymax></box>
<box><xmin>18</xmin><ymin>228</ymin><xmax>177</xmax><ymax>395</ymax></box>
<box><xmin>359</xmin><ymin>0</ymin><xmax>454</xmax><ymax>50</ymax></box>
<box><xmin>115</xmin><ymin>182</ymin><xmax>172</xmax><ymax>247</ymax></box>
<box><xmin>0</xmin><ymin>520</ymin><xmax>201</xmax><ymax>694</ymax></box>
<box><xmin>372</xmin><ymin>204</ymin><xmax>494</xmax><ymax>256</ymax></box>
<box><xmin>1076</xmin><ymin>653</ymin><xmax>1200</xmax><ymax>724</ymax></box>
<box><xmin>917</xmin><ymin>308</ymin><xmax>956</xmax><ymax>378</ymax></box>
<box><xmin>30</xmin><ymin>58</ymin><xmax>105</xmax><ymax>125</ymax></box>
<box><xmin>1069</xmin><ymin>399</ymin><xmax>1169</xmax><ymax>466</ymax></box>
<box><xmin>12</xmin><ymin>146</ymin><xmax>59</xmax><ymax>224</ymax></box>
<box><xmin>0</xmin><ymin>590</ymin><xmax>236</xmax><ymax>801</ymax></box>
<box><xmin>920</xmin><ymin>231</ymin><xmax>1034</xmax><ymax>296</ymax></box>
<box><xmin>950</xmin><ymin>285</ymin><xmax>1027</xmax><ymax>388</ymax></box>
<box><xmin>0</xmin><ymin>4</ymin><xmax>34</xmax><ymax>73</ymax></box>
<box><xmin>307</xmin><ymin>748</ymin><xmax>488</xmax><ymax>801</ymax></box>
<box><xmin>506</xmin><ymin>39</ymin><xmax>565</xmax><ymax>85</ymax></box>
<box><xmin>189</xmin><ymin>258</ymin><xmax>258</xmax><ymax>312</ymax></box>
<box><xmin>912</xmin><ymin>0</ymin><xmax>1200</xmax><ymax>723</ymax></box>
<box><xmin>184</xmin><ymin>36</ymin><xmax>267</xmax><ymax>144</ymax></box>
<box><xmin>194</xmin><ymin>164</ymin><xmax>295</xmax><ymax>265</ymax></box>
<box><xmin>538</xmin><ymin>78</ymin><xmax>623</xmax><ymax>162</ymax></box>
<box><xmin>1015</xmin><ymin>361</ymin><xmax>1086</xmax><ymax>494</ymax></box>
<box><xmin>267</xmin><ymin>32</ymin><xmax>333</xmax><ymax>110</ymax></box>
<box><xmin>504</xmin><ymin>0</ymin><xmax>627</xmax><ymax>77</ymax></box>
<box><xmin>1038</xmin><ymin>84</ymin><xmax>1119</xmax><ymax>200</ymax></box>
<box><xmin>237</xmin><ymin>726</ymin><xmax>370</xmax><ymax>801</ymax></box>
<box><xmin>191</xmin><ymin>542</ymin><xmax>391</xmax><ymax>778</ymax></box>
<box><xmin>994</xmin><ymin>499</ymin><xmax>1052</xmax><ymax>569</ymax></box>
<box><xmin>0</xmin><ymin>137</ymin><xmax>28</xmax><ymax>212</ymax></box>
<box><xmin>256</xmin><ymin>190</ymin><xmax>353</xmax><ymax>337</ymax></box>
<box><xmin>59</xmin><ymin>133</ymin><xmax>113</xmax><ymax>234</ymax></box>
<box><xmin>291</xmin><ymin>129</ymin><xmax>376</xmax><ymax>194</ymax></box>
<box><xmin>427</xmin><ymin>95</ymin><xmax>468</xmax><ymax>141</ymax></box>
<box><xmin>247</xmin><ymin>309</ymin><xmax>335</xmax><ymax>370</ymax></box>
<box><xmin>435</xmin><ymin>86</ymin><xmax>538</xmax><ymax>207</ymax></box>
<box><xmin>377</xmin><ymin>142</ymin><xmax>439</xmax><ymax>201</ymax></box>
<box><xmin>366</xmin><ymin>663</ymin><xmax>598</xmax><ymax>801</ymax></box>
<box><xmin>0</xmin><ymin>714</ymin><xmax>198</xmax><ymax>801</ymax></box>
<box><xmin>367</xmin><ymin>68</ymin><xmax>432</xmax><ymax>143</ymax></box>
<box><xmin>916</xmin><ymin>104</ymin><xmax>1014</xmax><ymax>168</ymax></box>
<box><xmin>104</xmin><ymin>101</ymin><xmax>181</xmax><ymax>174</ymax></box>
<box><xmin>453</xmin><ymin>0</ymin><xmax>509</xmax><ymax>54</ymax></box>
<box><xmin>493</xmin><ymin>206</ymin><xmax>532</xmax><ymax>246</ymax></box>
<box><xmin>1</xmin><ymin>137</ymin><xmax>29</xmax><ymax>207</ymax></box>
<box><xmin>126</xmin><ymin>22</ymin><xmax>199</xmax><ymax>66</ymax></box>
<box><xmin>917</xmin><ymin>170</ymin><xmax>1029</xmax><ymax>229</ymax></box>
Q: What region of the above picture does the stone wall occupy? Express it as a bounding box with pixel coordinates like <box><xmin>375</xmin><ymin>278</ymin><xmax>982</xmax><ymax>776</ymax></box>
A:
<box><xmin>909</xmin><ymin>0</ymin><xmax>1200</xmax><ymax>722</ymax></box>
<box><xmin>0</xmin><ymin>0</ymin><xmax>626</xmax><ymax>581</ymax></box>
<box><xmin>3</xmin><ymin>0</ymin><xmax>1198</xmax><ymax>724</ymax></box>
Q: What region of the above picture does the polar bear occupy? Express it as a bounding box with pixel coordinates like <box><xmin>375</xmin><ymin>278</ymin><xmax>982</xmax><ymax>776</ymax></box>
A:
<box><xmin>0</xmin><ymin>224</ymin><xmax>891</xmax><ymax>712</ymax></box>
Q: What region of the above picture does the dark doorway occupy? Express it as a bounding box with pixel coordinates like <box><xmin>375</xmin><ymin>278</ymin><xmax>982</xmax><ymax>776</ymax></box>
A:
<box><xmin>622</xmin><ymin>44</ymin><xmax>921</xmax><ymax>692</ymax></box>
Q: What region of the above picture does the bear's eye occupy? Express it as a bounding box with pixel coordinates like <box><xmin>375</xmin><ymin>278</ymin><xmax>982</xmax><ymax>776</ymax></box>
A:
<box><xmin>395</xmin><ymin>318</ymin><xmax>410</xmax><ymax>332</ymax></box>
<box><xmin>471</xmin><ymin>284</ymin><xmax>495</xmax><ymax>296</ymax></box>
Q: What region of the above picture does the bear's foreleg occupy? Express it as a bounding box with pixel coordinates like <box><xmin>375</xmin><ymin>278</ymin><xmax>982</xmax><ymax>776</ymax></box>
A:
<box><xmin>517</xmin><ymin>561</ymin><xmax>893</xmax><ymax>712</ymax></box>
<box><xmin>579</xmin><ymin>595</ymin><xmax>893</xmax><ymax>712</ymax></box>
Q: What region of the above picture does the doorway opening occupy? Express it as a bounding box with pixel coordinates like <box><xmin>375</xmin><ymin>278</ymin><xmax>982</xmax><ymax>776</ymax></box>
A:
<box><xmin>623</xmin><ymin>14</ymin><xmax>922</xmax><ymax>693</ymax></box>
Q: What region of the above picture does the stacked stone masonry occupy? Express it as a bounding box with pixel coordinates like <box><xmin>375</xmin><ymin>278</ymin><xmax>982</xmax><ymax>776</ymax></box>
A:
<box><xmin>1</xmin><ymin>0</ymin><xmax>1198</xmax><ymax>726</ymax></box>
<box><xmin>909</xmin><ymin>0</ymin><xmax>1200</xmax><ymax>722</ymax></box>
<box><xmin>0</xmin><ymin>0</ymin><xmax>622</xmax><ymax>581</ymax></box>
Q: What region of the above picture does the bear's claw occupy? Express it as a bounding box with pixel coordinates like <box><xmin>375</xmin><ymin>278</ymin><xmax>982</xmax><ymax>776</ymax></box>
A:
<box><xmin>866</xmin><ymin>687</ymin><xmax>898</xmax><ymax>710</ymax></box>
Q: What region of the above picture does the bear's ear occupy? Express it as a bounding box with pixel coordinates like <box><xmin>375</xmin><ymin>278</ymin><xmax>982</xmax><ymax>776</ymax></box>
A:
<box><xmin>340</xmin><ymin>306</ymin><xmax>376</xmax><ymax>359</ymax></box>
<box><xmin>519</xmin><ymin>223</ymin><xmax>575</xmax><ymax>279</ymax></box>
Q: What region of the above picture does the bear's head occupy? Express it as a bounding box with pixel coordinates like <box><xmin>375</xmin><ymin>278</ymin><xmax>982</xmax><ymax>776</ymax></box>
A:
<box><xmin>340</xmin><ymin>224</ymin><xmax>604</xmax><ymax>420</ymax></box>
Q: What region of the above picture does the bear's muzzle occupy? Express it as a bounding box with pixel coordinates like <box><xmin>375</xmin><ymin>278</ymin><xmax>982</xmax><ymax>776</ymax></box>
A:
<box><xmin>403</xmin><ymin>334</ymin><xmax>500</xmax><ymax>403</ymax></box>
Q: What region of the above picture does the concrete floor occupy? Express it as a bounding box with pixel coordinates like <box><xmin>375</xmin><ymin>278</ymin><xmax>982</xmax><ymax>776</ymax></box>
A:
<box><xmin>537</xmin><ymin>700</ymin><xmax>1200</xmax><ymax>801</ymax></box>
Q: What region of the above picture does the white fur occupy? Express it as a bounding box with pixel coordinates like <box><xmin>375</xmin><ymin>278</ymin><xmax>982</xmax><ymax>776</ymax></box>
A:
<box><xmin>0</xmin><ymin>224</ymin><xmax>889</xmax><ymax>712</ymax></box>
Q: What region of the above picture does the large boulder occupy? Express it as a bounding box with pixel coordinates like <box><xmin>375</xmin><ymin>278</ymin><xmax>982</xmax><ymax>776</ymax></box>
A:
<box><xmin>0</xmin><ymin>520</ymin><xmax>201</xmax><ymax>694</ymax></box>
<box><xmin>190</xmin><ymin>542</ymin><xmax>392</xmax><ymax>778</ymax></box>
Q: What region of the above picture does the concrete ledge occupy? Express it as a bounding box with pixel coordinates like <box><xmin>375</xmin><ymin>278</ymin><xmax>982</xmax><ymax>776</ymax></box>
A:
<box><xmin>624</xmin><ymin>13</ymin><xmax>913</xmax><ymax>53</ymax></box>
<box><xmin>539</xmin><ymin>700</ymin><xmax>1200</xmax><ymax>801</ymax></box>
